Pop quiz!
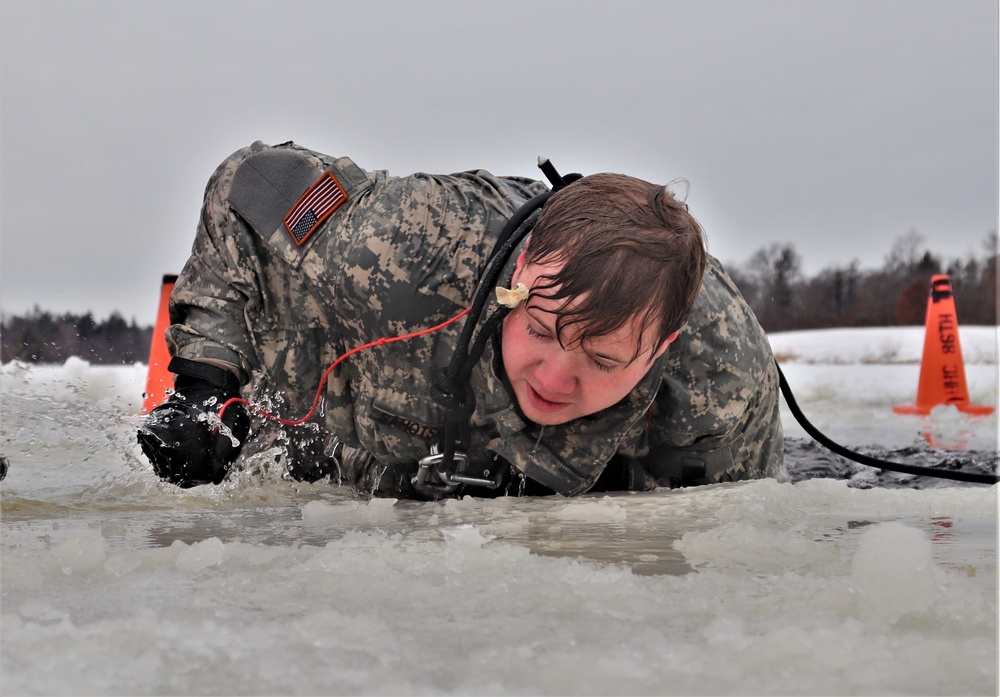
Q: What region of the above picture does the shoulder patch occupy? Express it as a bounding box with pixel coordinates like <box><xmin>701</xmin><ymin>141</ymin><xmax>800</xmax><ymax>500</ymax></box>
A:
<box><xmin>283</xmin><ymin>171</ymin><xmax>348</xmax><ymax>246</ymax></box>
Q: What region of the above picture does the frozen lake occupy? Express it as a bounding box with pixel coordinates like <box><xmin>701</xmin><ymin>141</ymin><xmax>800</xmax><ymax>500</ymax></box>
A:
<box><xmin>1</xmin><ymin>327</ymin><xmax>997</xmax><ymax>695</ymax></box>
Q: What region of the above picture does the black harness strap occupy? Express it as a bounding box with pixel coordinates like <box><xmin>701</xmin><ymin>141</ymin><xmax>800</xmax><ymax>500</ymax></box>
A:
<box><xmin>418</xmin><ymin>161</ymin><xmax>578</xmax><ymax>493</ymax></box>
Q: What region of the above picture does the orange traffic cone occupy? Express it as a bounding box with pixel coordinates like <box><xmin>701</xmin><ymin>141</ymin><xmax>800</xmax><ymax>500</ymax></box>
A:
<box><xmin>141</xmin><ymin>274</ymin><xmax>177</xmax><ymax>414</ymax></box>
<box><xmin>893</xmin><ymin>274</ymin><xmax>994</xmax><ymax>417</ymax></box>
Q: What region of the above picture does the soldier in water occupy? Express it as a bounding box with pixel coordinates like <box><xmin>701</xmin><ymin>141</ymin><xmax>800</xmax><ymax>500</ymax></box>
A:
<box><xmin>138</xmin><ymin>141</ymin><xmax>785</xmax><ymax>498</ymax></box>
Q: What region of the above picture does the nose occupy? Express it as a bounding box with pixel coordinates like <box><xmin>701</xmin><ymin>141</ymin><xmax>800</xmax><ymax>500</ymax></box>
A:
<box><xmin>532</xmin><ymin>350</ymin><xmax>577</xmax><ymax>397</ymax></box>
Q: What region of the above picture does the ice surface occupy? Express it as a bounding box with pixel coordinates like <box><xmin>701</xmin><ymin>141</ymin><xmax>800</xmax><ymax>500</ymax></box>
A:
<box><xmin>1</xmin><ymin>328</ymin><xmax>997</xmax><ymax>695</ymax></box>
<box><xmin>850</xmin><ymin>522</ymin><xmax>940</xmax><ymax>624</ymax></box>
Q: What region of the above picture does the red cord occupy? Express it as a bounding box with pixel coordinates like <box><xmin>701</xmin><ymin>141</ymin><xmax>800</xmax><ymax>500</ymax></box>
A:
<box><xmin>218</xmin><ymin>307</ymin><xmax>471</xmax><ymax>427</ymax></box>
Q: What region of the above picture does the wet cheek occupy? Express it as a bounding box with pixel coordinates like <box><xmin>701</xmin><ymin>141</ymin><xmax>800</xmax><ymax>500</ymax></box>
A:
<box><xmin>589</xmin><ymin>371</ymin><xmax>631</xmax><ymax>403</ymax></box>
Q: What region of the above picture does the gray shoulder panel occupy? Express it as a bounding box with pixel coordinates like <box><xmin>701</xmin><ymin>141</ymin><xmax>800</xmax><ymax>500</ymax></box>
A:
<box><xmin>228</xmin><ymin>148</ymin><xmax>324</xmax><ymax>239</ymax></box>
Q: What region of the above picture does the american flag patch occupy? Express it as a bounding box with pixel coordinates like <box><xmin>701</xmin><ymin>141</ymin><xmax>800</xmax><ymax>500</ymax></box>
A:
<box><xmin>283</xmin><ymin>172</ymin><xmax>348</xmax><ymax>246</ymax></box>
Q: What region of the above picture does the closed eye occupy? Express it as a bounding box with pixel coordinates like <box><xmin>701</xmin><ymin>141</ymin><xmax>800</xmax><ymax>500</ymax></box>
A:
<box><xmin>588</xmin><ymin>354</ymin><xmax>621</xmax><ymax>373</ymax></box>
<box><xmin>526</xmin><ymin>323</ymin><xmax>552</xmax><ymax>340</ymax></box>
<box><xmin>526</xmin><ymin>318</ymin><xmax>621</xmax><ymax>373</ymax></box>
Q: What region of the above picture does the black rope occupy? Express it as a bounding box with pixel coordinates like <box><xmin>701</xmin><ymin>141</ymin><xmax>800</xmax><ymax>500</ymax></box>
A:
<box><xmin>777</xmin><ymin>362</ymin><xmax>998</xmax><ymax>485</ymax></box>
<box><xmin>431</xmin><ymin>170</ymin><xmax>564</xmax><ymax>475</ymax></box>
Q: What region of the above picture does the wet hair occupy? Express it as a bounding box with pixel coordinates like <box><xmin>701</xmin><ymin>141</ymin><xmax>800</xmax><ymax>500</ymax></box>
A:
<box><xmin>524</xmin><ymin>172</ymin><xmax>707</xmax><ymax>361</ymax></box>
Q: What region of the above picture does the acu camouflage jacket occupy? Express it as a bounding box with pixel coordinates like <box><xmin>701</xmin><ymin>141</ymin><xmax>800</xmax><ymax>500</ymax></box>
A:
<box><xmin>166</xmin><ymin>142</ymin><xmax>784</xmax><ymax>496</ymax></box>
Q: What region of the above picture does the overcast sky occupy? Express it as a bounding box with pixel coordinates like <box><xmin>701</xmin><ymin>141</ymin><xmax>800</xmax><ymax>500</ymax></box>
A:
<box><xmin>1</xmin><ymin>0</ymin><xmax>996</xmax><ymax>325</ymax></box>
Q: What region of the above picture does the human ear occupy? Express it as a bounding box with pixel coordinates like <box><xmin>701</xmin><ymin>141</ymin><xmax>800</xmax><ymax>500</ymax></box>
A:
<box><xmin>511</xmin><ymin>247</ymin><xmax>529</xmax><ymax>283</ymax></box>
<box><xmin>652</xmin><ymin>329</ymin><xmax>681</xmax><ymax>360</ymax></box>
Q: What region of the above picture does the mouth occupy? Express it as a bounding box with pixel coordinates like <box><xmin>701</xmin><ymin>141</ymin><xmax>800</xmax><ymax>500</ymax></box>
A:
<box><xmin>525</xmin><ymin>383</ymin><xmax>572</xmax><ymax>414</ymax></box>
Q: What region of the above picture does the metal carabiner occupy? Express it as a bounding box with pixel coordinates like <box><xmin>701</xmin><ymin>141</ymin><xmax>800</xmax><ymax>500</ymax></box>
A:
<box><xmin>412</xmin><ymin>445</ymin><xmax>505</xmax><ymax>495</ymax></box>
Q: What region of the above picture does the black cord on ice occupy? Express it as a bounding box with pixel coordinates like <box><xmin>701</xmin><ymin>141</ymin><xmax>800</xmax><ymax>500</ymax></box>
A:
<box><xmin>776</xmin><ymin>362</ymin><xmax>999</xmax><ymax>485</ymax></box>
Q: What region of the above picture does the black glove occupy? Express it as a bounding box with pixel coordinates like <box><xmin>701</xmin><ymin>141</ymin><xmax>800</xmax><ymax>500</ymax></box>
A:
<box><xmin>137</xmin><ymin>357</ymin><xmax>250</xmax><ymax>488</ymax></box>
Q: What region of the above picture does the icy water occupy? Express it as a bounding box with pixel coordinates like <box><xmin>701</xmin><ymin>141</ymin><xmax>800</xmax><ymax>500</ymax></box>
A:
<box><xmin>2</xmin><ymin>329</ymin><xmax>998</xmax><ymax>696</ymax></box>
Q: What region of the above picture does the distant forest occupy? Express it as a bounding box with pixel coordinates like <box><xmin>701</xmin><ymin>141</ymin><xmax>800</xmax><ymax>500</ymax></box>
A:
<box><xmin>1</xmin><ymin>311</ymin><xmax>152</xmax><ymax>365</ymax></box>
<box><xmin>2</xmin><ymin>230</ymin><xmax>997</xmax><ymax>365</ymax></box>
<box><xmin>727</xmin><ymin>229</ymin><xmax>997</xmax><ymax>332</ymax></box>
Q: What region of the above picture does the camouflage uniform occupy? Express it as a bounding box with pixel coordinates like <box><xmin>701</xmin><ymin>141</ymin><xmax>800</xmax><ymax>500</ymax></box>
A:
<box><xmin>166</xmin><ymin>141</ymin><xmax>785</xmax><ymax>497</ymax></box>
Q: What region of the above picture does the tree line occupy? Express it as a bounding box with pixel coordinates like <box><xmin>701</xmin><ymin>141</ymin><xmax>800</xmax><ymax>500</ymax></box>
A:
<box><xmin>727</xmin><ymin>230</ymin><xmax>997</xmax><ymax>332</ymax></box>
<box><xmin>1</xmin><ymin>230</ymin><xmax>996</xmax><ymax>365</ymax></box>
<box><xmin>1</xmin><ymin>310</ymin><xmax>152</xmax><ymax>364</ymax></box>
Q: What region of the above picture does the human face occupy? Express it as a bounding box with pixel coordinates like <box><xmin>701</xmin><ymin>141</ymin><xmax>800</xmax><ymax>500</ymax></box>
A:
<box><xmin>500</xmin><ymin>253</ymin><xmax>676</xmax><ymax>426</ymax></box>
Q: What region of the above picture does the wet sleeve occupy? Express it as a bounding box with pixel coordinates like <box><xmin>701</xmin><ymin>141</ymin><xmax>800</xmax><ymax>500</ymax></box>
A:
<box><xmin>165</xmin><ymin>144</ymin><xmax>271</xmax><ymax>381</ymax></box>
